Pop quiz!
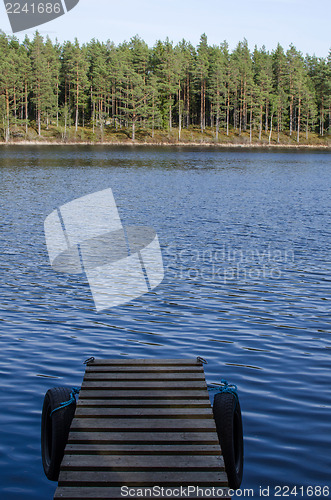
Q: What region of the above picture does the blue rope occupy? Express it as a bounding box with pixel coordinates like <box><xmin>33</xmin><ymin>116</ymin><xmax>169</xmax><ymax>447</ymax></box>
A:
<box><xmin>208</xmin><ymin>379</ymin><xmax>239</xmax><ymax>407</ymax></box>
<box><xmin>50</xmin><ymin>387</ymin><xmax>80</xmax><ymax>416</ymax></box>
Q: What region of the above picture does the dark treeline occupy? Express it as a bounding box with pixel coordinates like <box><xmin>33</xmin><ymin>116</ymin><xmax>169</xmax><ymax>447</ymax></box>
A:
<box><xmin>0</xmin><ymin>31</ymin><xmax>330</xmax><ymax>143</ymax></box>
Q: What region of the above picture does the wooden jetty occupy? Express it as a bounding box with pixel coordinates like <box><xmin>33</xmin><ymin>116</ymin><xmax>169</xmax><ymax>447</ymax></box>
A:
<box><xmin>54</xmin><ymin>358</ymin><xmax>231</xmax><ymax>499</ymax></box>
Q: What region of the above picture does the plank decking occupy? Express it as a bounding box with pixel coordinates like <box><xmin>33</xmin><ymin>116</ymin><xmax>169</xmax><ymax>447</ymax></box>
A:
<box><xmin>54</xmin><ymin>359</ymin><xmax>230</xmax><ymax>499</ymax></box>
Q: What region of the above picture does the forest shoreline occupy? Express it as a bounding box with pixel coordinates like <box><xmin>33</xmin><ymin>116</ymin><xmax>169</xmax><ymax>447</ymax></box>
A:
<box><xmin>1</xmin><ymin>33</ymin><xmax>330</xmax><ymax>152</ymax></box>
<box><xmin>1</xmin><ymin>139</ymin><xmax>330</xmax><ymax>149</ymax></box>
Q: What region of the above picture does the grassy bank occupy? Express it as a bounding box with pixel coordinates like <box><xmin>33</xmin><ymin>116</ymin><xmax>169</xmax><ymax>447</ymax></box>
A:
<box><xmin>2</xmin><ymin>124</ymin><xmax>330</xmax><ymax>148</ymax></box>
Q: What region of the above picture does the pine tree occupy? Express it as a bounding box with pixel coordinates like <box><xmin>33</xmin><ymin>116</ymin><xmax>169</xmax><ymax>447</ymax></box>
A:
<box><xmin>253</xmin><ymin>46</ymin><xmax>273</xmax><ymax>140</ymax></box>
<box><xmin>176</xmin><ymin>40</ymin><xmax>195</xmax><ymax>129</ymax></box>
<box><xmin>173</xmin><ymin>43</ymin><xmax>187</xmax><ymax>140</ymax></box>
<box><xmin>30</xmin><ymin>32</ymin><xmax>57</xmax><ymax>136</ymax></box>
<box><xmin>153</xmin><ymin>39</ymin><xmax>177</xmax><ymax>132</ymax></box>
<box><xmin>117</xmin><ymin>39</ymin><xmax>156</xmax><ymax>140</ymax></box>
<box><xmin>62</xmin><ymin>39</ymin><xmax>89</xmax><ymax>133</ymax></box>
<box><xmin>0</xmin><ymin>33</ymin><xmax>17</xmax><ymax>141</ymax></box>
<box><xmin>272</xmin><ymin>44</ymin><xmax>287</xmax><ymax>142</ymax></box>
<box><xmin>43</xmin><ymin>37</ymin><xmax>60</xmax><ymax>129</ymax></box>
<box><xmin>306</xmin><ymin>53</ymin><xmax>331</xmax><ymax>136</ymax></box>
<box><xmin>208</xmin><ymin>45</ymin><xmax>226</xmax><ymax>140</ymax></box>
<box><xmin>234</xmin><ymin>40</ymin><xmax>254</xmax><ymax>135</ymax></box>
<box><xmin>286</xmin><ymin>44</ymin><xmax>300</xmax><ymax>137</ymax></box>
<box><xmin>87</xmin><ymin>40</ymin><xmax>111</xmax><ymax>137</ymax></box>
<box><xmin>195</xmin><ymin>34</ymin><xmax>209</xmax><ymax>132</ymax></box>
<box><xmin>220</xmin><ymin>42</ymin><xmax>234</xmax><ymax>136</ymax></box>
<box><xmin>17</xmin><ymin>38</ymin><xmax>32</xmax><ymax>135</ymax></box>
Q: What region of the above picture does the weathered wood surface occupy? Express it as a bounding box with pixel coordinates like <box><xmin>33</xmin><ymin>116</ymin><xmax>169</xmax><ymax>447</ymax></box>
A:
<box><xmin>54</xmin><ymin>486</ymin><xmax>231</xmax><ymax>499</ymax></box>
<box><xmin>64</xmin><ymin>443</ymin><xmax>222</xmax><ymax>454</ymax></box>
<box><xmin>85</xmin><ymin>359</ymin><xmax>202</xmax><ymax>365</ymax></box>
<box><xmin>74</xmin><ymin>407</ymin><xmax>212</xmax><ymax>417</ymax></box>
<box><xmin>77</xmin><ymin>399</ymin><xmax>211</xmax><ymax>407</ymax></box>
<box><xmin>54</xmin><ymin>358</ymin><xmax>230</xmax><ymax>500</ymax></box>
<box><xmin>67</xmin><ymin>431</ymin><xmax>219</xmax><ymax>444</ymax></box>
<box><xmin>84</xmin><ymin>372</ymin><xmax>205</xmax><ymax>380</ymax></box>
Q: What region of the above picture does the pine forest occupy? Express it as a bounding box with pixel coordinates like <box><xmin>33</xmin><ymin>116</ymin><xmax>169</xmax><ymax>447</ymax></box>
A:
<box><xmin>0</xmin><ymin>32</ymin><xmax>330</xmax><ymax>145</ymax></box>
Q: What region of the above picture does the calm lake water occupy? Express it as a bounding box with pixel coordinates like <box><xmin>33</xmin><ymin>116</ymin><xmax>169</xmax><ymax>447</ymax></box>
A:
<box><xmin>0</xmin><ymin>145</ymin><xmax>330</xmax><ymax>499</ymax></box>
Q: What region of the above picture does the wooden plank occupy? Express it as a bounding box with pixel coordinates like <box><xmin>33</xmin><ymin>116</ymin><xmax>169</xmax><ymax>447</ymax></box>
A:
<box><xmin>84</xmin><ymin>372</ymin><xmax>205</xmax><ymax>380</ymax></box>
<box><xmin>77</xmin><ymin>399</ymin><xmax>211</xmax><ymax>408</ymax></box>
<box><xmin>67</xmin><ymin>431</ymin><xmax>219</xmax><ymax>444</ymax></box>
<box><xmin>75</xmin><ymin>407</ymin><xmax>212</xmax><ymax>418</ymax></box>
<box><xmin>70</xmin><ymin>418</ymin><xmax>216</xmax><ymax>431</ymax></box>
<box><xmin>58</xmin><ymin>470</ymin><xmax>229</xmax><ymax>486</ymax></box>
<box><xmin>61</xmin><ymin>454</ymin><xmax>225</xmax><ymax>470</ymax></box>
<box><xmin>54</xmin><ymin>487</ymin><xmax>231</xmax><ymax>499</ymax></box>
<box><xmin>78</xmin><ymin>390</ymin><xmax>209</xmax><ymax>399</ymax></box>
<box><xmin>88</xmin><ymin>359</ymin><xmax>201</xmax><ymax>366</ymax></box>
<box><xmin>86</xmin><ymin>366</ymin><xmax>204</xmax><ymax>373</ymax></box>
<box><xmin>81</xmin><ymin>380</ymin><xmax>207</xmax><ymax>389</ymax></box>
<box><xmin>64</xmin><ymin>444</ymin><xmax>222</xmax><ymax>455</ymax></box>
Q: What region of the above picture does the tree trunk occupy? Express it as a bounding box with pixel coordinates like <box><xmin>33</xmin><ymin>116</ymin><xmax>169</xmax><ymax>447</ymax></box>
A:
<box><xmin>186</xmin><ymin>75</ymin><xmax>190</xmax><ymax>128</ymax></box>
<box><xmin>243</xmin><ymin>78</ymin><xmax>247</xmax><ymax>131</ymax></box>
<box><xmin>289</xmin><ymin>95</ymin><xmax>293</xmax><ymax>136</ymax></box>
<box><xmin>320</xmin><ymin>98</ymin><xmax>324</xmax><ymax>136</ymax></box>
<box><xmin>226</xmin><ymin>87</ymin><xmax>229</xmax><ymax>136</ymax></box>
<box><xmin>297</xmin><ymin>97</ymin><xmax>301</xmax><ymax>143</ymax></box>
<box><xmin>203</xmin><ymin>81</ymin><xmax>206</xmax><ymax>130</ymax></box>
<box><xmin>200</xmin><ymin>80</ymin><xmax>203</xmax><ymax>133</ymax></box>
<box><xmin>25</xmin><ymin>81</ymin><xmax>28</xmax><ymax>135</ymax></box>
<box><xmin>38</xmin><ymin>109</ymin><xmax>41</xmax><ymax>136</ymax></box>
<box><xmin>234</xmin><ymin>87</ymin><xmax>238</xmax><ymax>131</ymax></box>
<box><xmin>178</xmin><ymin>84</ymin><xmax>181</xmax><ymax>141</ymax></box>
<box><xmin>92</xmin><ymin>101</ymin><xmax>95</xmax><ymax>134</ymax></box>
<box><xmin>132</xmin><ymin>113</ymin><xmax>136</xmax><ymax>141</ymax></box>
<box><xmin>37</xmin><ymin>79</ymin><xmax>41</xmax><ymax>136</ymax></box>
<box><xmin>216</xmin><ymin>106</ymin><xmax>219</xmax><ymax>141</ymax></box>
<box><xmin>268</xmin><ymin>112</ymin><xmax>274</xmax><ymax>144</ymax></box>
<box><xmin>56</xmin><ymin>80</ymin><xmax>59</xmax><ymax>127</ymax></box>
<box><xmin>5</xmin><ymin>88</ymin><xmax>10</xmax><ymax>143</ymax></box>
<box><xmin>64</xmin><ymin>110</ymin><xmax>67</xmax><ymax>137</ymax></box>
<box><xmin>152</xmin><ymin>95</ymin><xmax>155</xmax><ymax>138</ymax></box>
<box><xmin>115</xmin><ymin>96</ymin><xmax>118</xmax><ymax>131</ymax></box>
<box><xmin>259</xmin><ymin>104</ymin><xmax>262</xmax><ymax>141</ymax></box>
<box><xmin>13</xmin><ymin>87</ymin><xmax>17</xmax><ymax>121</ymax></box>
<box><xmin>75</xmin><ymin>105</ymin><xmax>79</xmax><ymax>133</ymax></box>
<box><xmin>239</xmin><ymin>80</ymin><xmax>243</xmax><ymax>135</ymax></box>
<box><xmin>112</xmin><ymin>85</ymin><xmax>115</xmax><ymax>126</ymax></box>
<box><xmin>249</xmin><ymin>98</ymin><xmax>253</xmax><ymax>144</ymax></box>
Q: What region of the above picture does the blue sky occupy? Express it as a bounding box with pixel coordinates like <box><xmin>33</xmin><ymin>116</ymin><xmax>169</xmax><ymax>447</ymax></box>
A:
<box><xmin>1</xmin><ymin>0</ymin><xmax>330</xmax><ymax>57</ymax></box>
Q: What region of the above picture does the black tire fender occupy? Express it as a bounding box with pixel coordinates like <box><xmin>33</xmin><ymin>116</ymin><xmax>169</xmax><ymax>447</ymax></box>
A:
<box><xmin>213</xmin><ymin>391</ymin><xmax>244</xmax><ymax>489</ymax></box>
<box><xmin>41</xmin><ymin>387</ymin><xmax>76</xmax><ymax>481</ymax></box>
